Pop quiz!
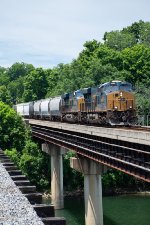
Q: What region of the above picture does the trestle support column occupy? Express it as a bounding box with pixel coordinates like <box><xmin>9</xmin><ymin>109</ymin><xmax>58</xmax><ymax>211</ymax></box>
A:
<box><xmin>71</xmin><ymin>157</ymin><xmax>107</xmax><ymax>225</ymax></box>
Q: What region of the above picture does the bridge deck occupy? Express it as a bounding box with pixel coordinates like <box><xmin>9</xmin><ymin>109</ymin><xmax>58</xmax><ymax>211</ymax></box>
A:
<box><xmin>28</xmin><ymin>120</ymin><xmax>150</xmax><ymax>146</ymax></box>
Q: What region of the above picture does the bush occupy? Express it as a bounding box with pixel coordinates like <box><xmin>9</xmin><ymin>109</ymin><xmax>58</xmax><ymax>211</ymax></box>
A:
<box><xmin>4</xmin><ymin>148</ymin><xmax>20</xmax><ymax>165</ymax></box>
<box><xmin>19</xmin><ymin>140</ymin><xmax>50</xmax><ymax>190</ymax></box>
<box><xmin>0</xmin><ymin>101</ymin><xmax>26</xmax><ymax>151</ymax></box>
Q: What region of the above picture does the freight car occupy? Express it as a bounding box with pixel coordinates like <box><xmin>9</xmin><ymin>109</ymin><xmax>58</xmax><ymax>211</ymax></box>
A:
<box><xmin>16</xmin><ymin>102</ymin><xmax>34</xmax><ymax>118</ymax></box>
<box><xmin>15</xmin><ymin>80</ymin><xmax>137</xmax><ymax>126</ymax></box>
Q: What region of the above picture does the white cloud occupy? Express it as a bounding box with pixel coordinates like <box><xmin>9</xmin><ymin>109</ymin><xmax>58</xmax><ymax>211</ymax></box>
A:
<box><xmin>0</xmin><ymin>0</ymin><xmax>150</xmax><ymax>68</ymax></box>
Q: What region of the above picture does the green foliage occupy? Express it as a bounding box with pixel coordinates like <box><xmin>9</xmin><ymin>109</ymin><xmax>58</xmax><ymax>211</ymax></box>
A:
<box><xmin>104</xmin><ymin>20</ymin><xmax>150</xmax><ymax>49</ymax></box>
<box><xmin>23</xmin><ymin>68</ymin><xmax>48</xmax><ymax>101</ymax></box>
<box><xmin>0</xmin><ymin>62</ymin><xmax>35</xmax><ymax>104</ymax></box>
<box><xmin>135</xmin><ymin>83</ymin><xmax>150</xmax><ymax>115</ymax></box>
<box><xmin>7</xmin><ymin>62</ymin><xmax>34</xmax><ymax>81</ymax></box>
<box><xmin>4</xmin><ymin>148</ymin><xmax>20</xmax><ymax>165</ymax></box>
<box><xmin>8</xmin><ymin>77</ymin><xmax>25</xmax><ymax>104</ymax></box>
<box><xmin>123</xmin><ymin>20</ymin><xmax>150</xmax><ymax>45</ymax></box>
<box><xmin>18</xmin><ymin>140</ymin><xmax>50</xmax><ymax>190</ymax></box>
<box><xmin>0</xmin><ymin>86</ymin><xmax>11</xmax><ymax>105</ymax></box>
<box><xmin>95</xmin><ymin>45</ymin><xmax>123</xmax><ymax>69</ymax></box>
<box><xmin>121</xmin><ymin>44</ymin><xmax>150</xmax><ymax>84</ymax></box>
<box><xmin>45</xmin><ymin>68</ymin><xmax>59</xmax><ymax>97</ymax></box>
<box><xmin>104</xmin><ymin>31</ymin><xmax>136</xmax><ymax>51</ymax></box>
<box><xmin>0</xmin><ymin>21</ymin><xmax>149</xmax><ymax>114</ymax></box>
<box><xmin>79</xmin><ymin>40</ymin><xmax>100</xmax><ymax>67</ymax></box>
<box><xmin>1</xmin><ymin>20</ymin><xmax>150</xmax><ymax>191</ymax></box>
<box><xmin>63</xmin><ymin>151</ymin><xmax>83</xmax><ymax>190</ymax></box>
<box><xmin>0</xmin><ymin>101</ymin><xmax>26</xmax><ymax>151</ymax></box>
<box><xmin>102</xmin><ymin>169</ymin><xmax>147</xmax><ymax>193</ymax></box>
<box><xmin>0</xmin><ymin>68</ymin><xmax>10</xmax><ymax>85</ymax></box>
<box><xmin>0</xmin><ymin>102</ymin><xmax>49</xmax><ymax>190</ymax></box>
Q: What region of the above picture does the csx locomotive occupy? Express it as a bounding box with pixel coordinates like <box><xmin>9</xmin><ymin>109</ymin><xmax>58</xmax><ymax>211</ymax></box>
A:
<box><xmin>15</xmin><ymin>80</ymin><xmax>137</xmax><ymax>126</ymax></box>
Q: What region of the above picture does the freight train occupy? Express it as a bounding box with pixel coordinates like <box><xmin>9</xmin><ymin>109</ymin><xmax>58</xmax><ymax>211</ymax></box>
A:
<box><xmin>15</xmin><ymin>80</ymin><xmax>137</xmax><ymax>126</ymax></box>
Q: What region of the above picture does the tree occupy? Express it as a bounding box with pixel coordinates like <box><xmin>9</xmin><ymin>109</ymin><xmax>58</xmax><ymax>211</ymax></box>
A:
<box><xmin>0</xmin><ymin>68</ymin><xmax>10</xmax><ymax>85</ymax></box>
<box><xmin>95</xmin><ymin>45</ymin><xmax>123</xmax><ymax>70</ymax></box>
<box><xmin>123</xmin><ymin>21</ymin><xmax>144</xmax><ymax>43</ymax></box>
<box><xmin>8</xmin><ymin>76</ymin><xmax>25</xmax><ymax>104</ymax></box>
<box><xmin>23</xmin><ymin>68</ymin><xmax>48</xmax><ymax>101</ymax></box>
<box><xmin>0</xmin><ymin>86</ymin><xmax>11</xmax><ymax>105</ymax></box>
<box><xmin>135</xmin><ymin>83</ymin><xmax>150</xmax><ymax>115</ymax></box>
<box><xmin>140</xmin><ymin>22</ymin><xmax>150</xmax><ymax>46</ymax></box>
<box><xmin>0</xmin><ymin>101</ymin><xmax>26</xmax><ymax>151</ymax></box>
<box><xmin>104</xmin><ymin>31</ymin><xmax>136</xmax><ymax>51</ymax></box>
<box><xmin>45</xmin><ymin>67</ymin><xmax>61</xmax><ymax>97</ymax></box>
<box><xmin>78</xmin><ymin>40</ymin><xmax>100</xmax><ymax>68</ymax></box>
<box><xmin>122</xmin><ymin>20</ymin><xmax>150</xmax><ymax>46</ymax></box>
<box><xmin>0</xmin><ymin>102</ymin><xmax>50</xmax><ymax>190</ymax></box>
<box><xmin>121</xmin><ymin>44</ymin><xmax>150</xmax><ymax>84</ymax></box>
<box><xmin>7</xmin><ymin>62</ymin><xmax>34</xmax><ymax>81</ymax></box>
<box><xmin>19</xmin><ymin>140</ymin><xmax>50</xmax><ymax>189</ymax></box>
<box><xmin>85</xmin><ymin>59</ymin><xmax>125</xmax><ymax>85</ymax></box>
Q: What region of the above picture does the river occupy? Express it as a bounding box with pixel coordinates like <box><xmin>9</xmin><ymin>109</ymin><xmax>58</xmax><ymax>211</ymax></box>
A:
<box><xmin>43</xmin><ymin>194</ymin><xmax>150</xmax><ymax>225</ymax></box>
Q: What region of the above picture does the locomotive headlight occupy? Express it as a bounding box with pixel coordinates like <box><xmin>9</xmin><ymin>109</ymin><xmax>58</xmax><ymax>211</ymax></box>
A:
<box><xmin>120</xmin><ymin>92</ymin><xmax>123</xmax><ymax>97</ymax></box>
<box><xmin>114</xmin><ymin>106</ymin><xmax>118</xmax><ymax>109</ymax></box>
<box><xmin>129</xmin><ymin>106</ymin><xmax>132</xmax><ymax>109</ymax></box>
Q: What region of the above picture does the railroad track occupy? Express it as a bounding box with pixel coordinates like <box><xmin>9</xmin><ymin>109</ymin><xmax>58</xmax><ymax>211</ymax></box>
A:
<box><xmin>114</xmin><ymin>126</ymin><xmax>150</xmax><ymax>132</ymax></box>
<box><xmin>31</xmin><ymin>125</ymin><xmax>150</xmax><ymax>182</ymax></box>
<box><xmin>26</xmin><ymin>118</ymin><xmax>150</xmax><ymax>132</ymax></box>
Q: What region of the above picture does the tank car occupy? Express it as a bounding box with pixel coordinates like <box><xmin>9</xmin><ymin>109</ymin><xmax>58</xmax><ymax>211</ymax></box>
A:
<box><xmin>33</xmin><ymin>100</ymin><xmax>42</xmax><ymax>119</ymax></box>
<box><xmin>16</xmin><ymin>102</ymin><xmax>34</xmax><ymax>118</ymax></box>
<box><xmin>49</xmin><ymin>96</ymin><xmax>61</xmax><ymax>120</ymax></box>
<box><xmin>33</xmin><ymin>96</ymin><xmax>61</xmax><ymax>120</ymax></box>
<box><xmin>40</xmin><ymin>98</ymin><xmax>51</xmax><ymax>119</ymax></box>
<box><xmin>16</xmin><ymin>103</ymin><xmax>24</xmax><ymax>116</ymax></box>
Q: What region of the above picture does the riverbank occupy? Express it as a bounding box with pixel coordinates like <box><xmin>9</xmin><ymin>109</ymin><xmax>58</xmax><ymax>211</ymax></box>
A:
<box><xmin>42</xmin><ymin>189</ymin><xmax>84</xmax><ymax>199</ymax></box>
<box><xmin>42</xmin><ymin>188</ymin><xmax>150</xmax><ymax>200</ymax></box>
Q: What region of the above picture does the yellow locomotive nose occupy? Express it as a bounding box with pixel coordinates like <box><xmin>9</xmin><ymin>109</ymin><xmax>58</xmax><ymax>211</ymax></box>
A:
<box><xmin>107</xmin><ymin>91</ymin><xmax>135</xmax><ymax>111</ymax></box>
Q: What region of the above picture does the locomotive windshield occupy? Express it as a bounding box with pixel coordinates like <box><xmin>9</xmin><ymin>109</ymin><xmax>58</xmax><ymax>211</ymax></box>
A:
<box><xmin>74</xmin><ymin>90</ymin><xmax>84</xmax><ymax>98</ymax></box>
<box><xmin>103</xmin><ymin>82</ymin><xmax>119</xmax><ymax>93</ymax></box>
<box><xmin>119</xmin><ymin>83</ymin><xmax>132</xmax><ymax>92</ymax></box>
<box><xmin>108</xmin><ymin>83</ymin><xmax>118</xmax><ymax>92</ymax></box>
<box><xmin>101</xmin><ymin>81</ymin><xmax>132</xmax><ymax>93</ymax></box>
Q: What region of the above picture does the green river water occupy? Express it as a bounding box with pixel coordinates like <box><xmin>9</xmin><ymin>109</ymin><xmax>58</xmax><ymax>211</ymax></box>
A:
<box><xmin>51</xmin><ymin>194</ymin><xmax>150</xmax><ymax>225</ymax></box>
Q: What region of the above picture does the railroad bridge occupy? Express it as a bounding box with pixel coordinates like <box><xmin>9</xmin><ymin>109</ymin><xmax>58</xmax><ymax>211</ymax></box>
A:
<box><xmin>27</xmin><ymin>119</ymin><xmax>150</xmax><ymax>225</ymax></box>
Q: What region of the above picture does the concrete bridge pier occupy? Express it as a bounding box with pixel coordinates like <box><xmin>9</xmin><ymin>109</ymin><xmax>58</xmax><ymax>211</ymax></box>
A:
<box><xmin>42</xmin><ymin>143</ymin><xmax>67</xmax><ymax>209</ymax></box>
<box><xmin>71</xmin><ymin>157</ymin><xmax>107</xmax><ymax>225</ymax></box>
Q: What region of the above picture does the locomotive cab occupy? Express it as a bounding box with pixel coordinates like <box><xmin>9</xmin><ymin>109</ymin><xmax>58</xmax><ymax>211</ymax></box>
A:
<box><xmin>61</xmin><ymin>90</ymin><xmax>84</xmax><ymax>122</ymax></box>
<box><xmin>105</xmin><ymin>81</ymin><xmax>136</xmax><ymax>125</ymax></box>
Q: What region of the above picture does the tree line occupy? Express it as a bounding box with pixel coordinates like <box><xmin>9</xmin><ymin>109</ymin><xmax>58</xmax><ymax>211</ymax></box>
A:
<box><xmin>0</xmin><ymin>20</ymin><xmax>150</xmax><ymax>116</ymax></box>
<box><xmin>0</xmin><ymin>20</ymin><xmax>150</xmax><ymax>191</ymax></box>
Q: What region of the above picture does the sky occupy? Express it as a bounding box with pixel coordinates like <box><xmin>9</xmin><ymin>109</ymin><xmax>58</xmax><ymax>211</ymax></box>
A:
<box><xmin>0</xmin><ymin>0</ymin><xmax>150</xmax><ymax>69</ymax></box>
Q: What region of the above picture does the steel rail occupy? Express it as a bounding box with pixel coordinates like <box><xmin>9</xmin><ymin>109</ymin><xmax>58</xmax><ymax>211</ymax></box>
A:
<box><xmin>31</xmin><ymin>125</ymin><xmax>150</xmax><ymax>155</ymax></box>
<box><xmin>28</xmin><ymin>119</ymin><xmax>150</xmax><ymax>132</ymax></box>
<box><xmin>31</xmin><ymin>125</ymin><xmax>150</xmax><ymax>182</ymax></box>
